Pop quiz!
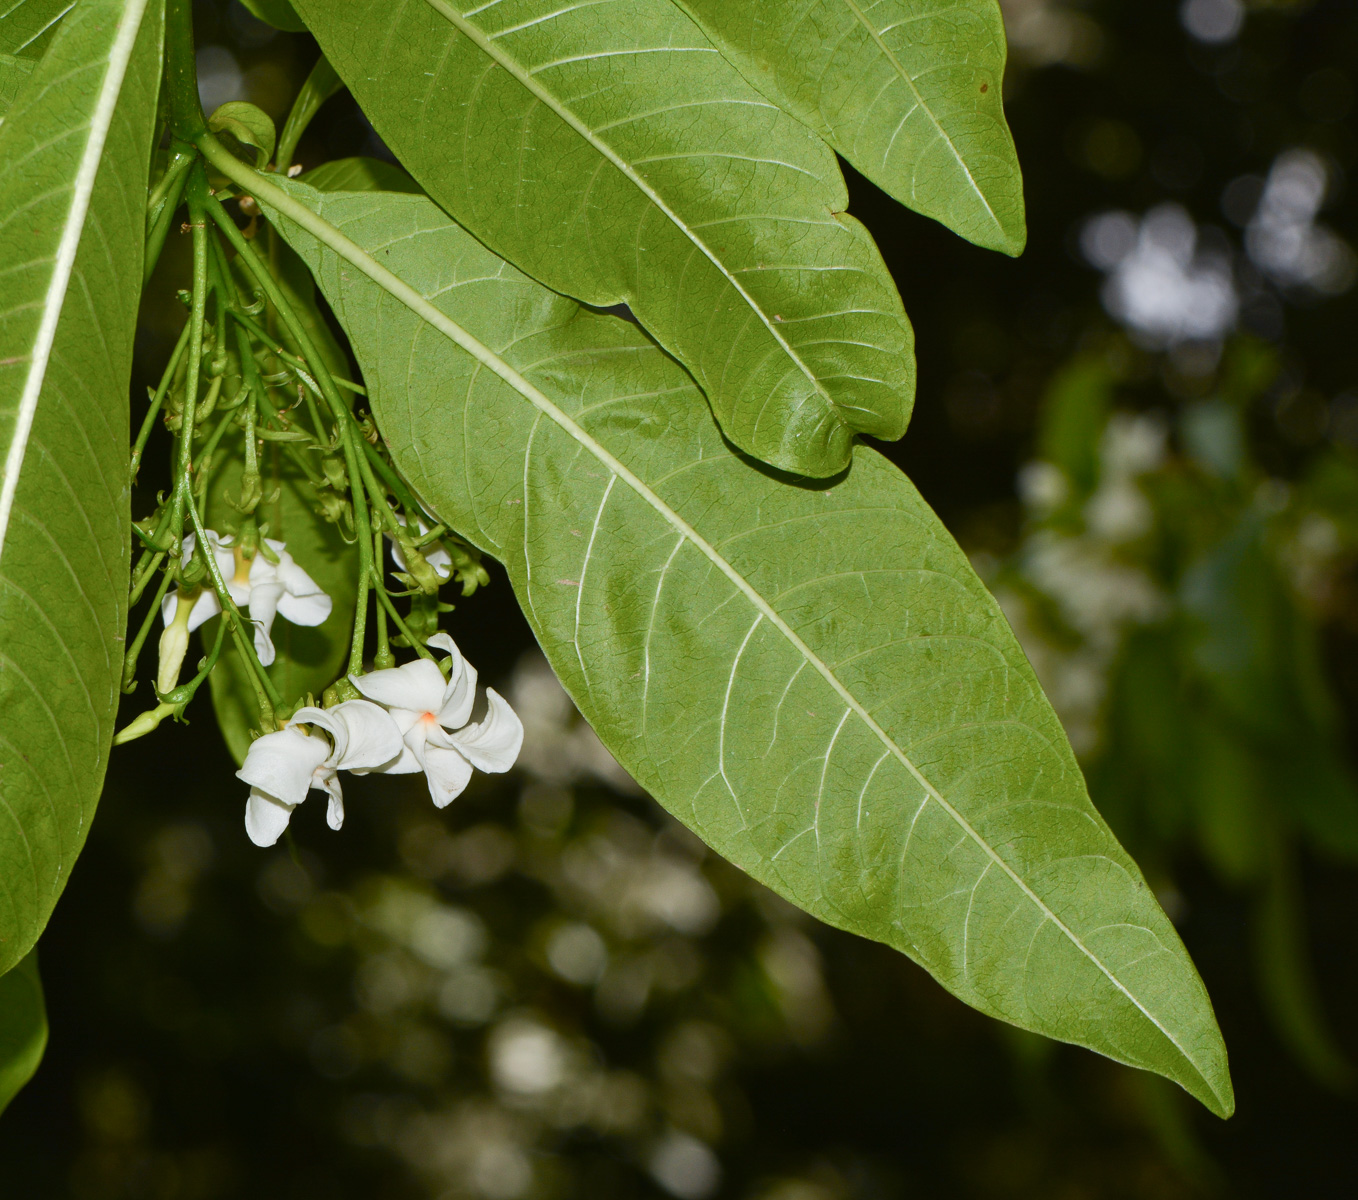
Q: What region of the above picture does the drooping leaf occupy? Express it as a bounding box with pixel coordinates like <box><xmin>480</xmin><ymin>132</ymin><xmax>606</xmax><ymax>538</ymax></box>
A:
<box><xmin>238</xmin><ymin>0</ymin><xmax>305</xmax><ymax>34</ymax></box>
<box><xmin>0</xmin><ymin>0</ymin><xmax>162</xmax><ymax>975</ymax></box>
<box><xmin>0</xmin><ymin>0</ymin><xmax>72</xmax><ymax>59</ymax></box>
<box><xmin>0</xmin><ymin>949</ymin><xmax>46</xmax><ymax>1115</ymax></box>
<box><xmin>0</xmin><ymin>49</ymin><xmax>35</xmax><ymax>117</ymax></box>
<box><xmin>290</xmin><ymin>0</ymin><xmax>914</xmax><ymax>479</ymax></box>
<box><xmin>207</xmin><ymin>99</ymin><xmax>276</xmax><ymax>169</ymax></box>
<box><xmin>676</xmin><ymin>0</ymin><xmax>1026</xmax><ymax>255</ymax></box>
<box><xmin>258</xmin><ymin>176</ymin><xmax>1234</xmax><ymax>1115</ymax></box>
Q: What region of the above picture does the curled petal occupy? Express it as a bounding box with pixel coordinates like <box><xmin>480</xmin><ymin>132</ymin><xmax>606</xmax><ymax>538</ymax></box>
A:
<box><xmin>245</xmin><ymin>581</ymin><xmax>284</xmax><ymax>666</ymax></box>
<box><xmin>446</xmin><ymin>689</ymin><xmax>523</xmax><ymax>774</ymax></box>
<box><xmin>428</xmin><ymin>633</ymin><xmax>477</xmax><ymax>727</ymax></box>
<box><xmin>316</xmin><ymin>768</ymin><xmax>344</xmax><ymax>831</ymax></box>
<box><xmin>350</xmin><ymin>658</ymin><xmax>447</xmax><ymax>716</ymax></box>
<box><xmin>245</xmin><ymin>787</ymin><xmax>296</xmax><ymax>848</ymax></box>
<box><xmin>293</xmin><ymin>700</ymin><xmax>403</xmax><ymax>772</ymax></box>
<box><xmin>237</xmin><ymin>725</ymin><xmax>330</xmax><ymax>808</ymax></box>
<box><xmin>418</xmin><ymin>742</ymin><xmax>474</xmax><ymax>809</ymax></box>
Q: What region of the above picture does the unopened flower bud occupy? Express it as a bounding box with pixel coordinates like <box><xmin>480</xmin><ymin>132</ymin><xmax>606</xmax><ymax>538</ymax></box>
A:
<box><xmin>156</xmin><ymin>590</ymin><xmax>198</xmax><ymax>695</ymax></box>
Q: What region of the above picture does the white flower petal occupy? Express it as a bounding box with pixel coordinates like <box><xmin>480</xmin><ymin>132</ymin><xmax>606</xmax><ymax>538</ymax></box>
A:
<box><xmin>237</xmin><ymin>726</ymin><xmax>330</xmax><ymax>807</ymax></box>
<box><xmin>447</xmin><ymin>689</ymin><xmax>523</xmax><ymax>774</ymax></box>
<box><xmin>331</xmin><ymin>700</ymin><xmax>404</xmax><ymax>771</ymax></box>
<box><xmin>245</xmin><ymin>581</ymin><xmax>283</xmax><ymax>666</ymax></box>
<box><xmin>277</xmin><ymin>586</ymin><xmax>333</xmax><ymax>628</ymax></box>
<box><xmin>316</xmin><ymin>768</ymin><xmax>344</xmax><ymax>831</ymax></box>
<box><xmin>350</xmin><ymin>658</ymin><xmax>447</xmax><ymax>715</ymax></box>
<box><xmin>290</xmin><ymin>705</ymin><xmax>348</xmax><ymax>763</ymax></box>
<box><xmin>419</xmin><ymin>743</ymin><xmax>474</xmax><ymax>809</ymax></box>
<box><xmin>245</xmin><ymin>787</ymin><xmax>296</xmax><ymax>847</ymax></box>
<box><xmin>428</xmin><ymin>633</ymin><xmax>477</xmax><ymax>727</ymax></box>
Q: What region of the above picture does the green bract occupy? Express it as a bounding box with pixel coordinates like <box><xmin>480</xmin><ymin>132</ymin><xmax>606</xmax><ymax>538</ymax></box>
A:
<box><xmin>291</xmin><ymin>0</ymin><xmax>915</xmax><ymax>479</ymax></box>
<box><xmin>0</xmin><ymin>0</ymin><xmax>162</xmax><ymax>976</ymax></box>
<box><xmin>255</xmin><ymin>175</ymin><xmax>1234</xmax><ymax>1116</ymax></box>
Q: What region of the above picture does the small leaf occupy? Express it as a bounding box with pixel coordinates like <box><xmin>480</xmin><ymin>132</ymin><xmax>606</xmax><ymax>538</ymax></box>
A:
<box><xmin>291</xmin><ymin>0</ymin><xmax>914</xmax><ymax>478</ymax></box>
<box><xmin>0</xmin><ymin>0</ymin><xmax>162</xmax><ymax>975</ymax></box>
<box><xmin>238</xmin><ymin>0</ymin><xmax>307</xmax><ymax>33</ymax></box>
<box><xmin>208</xmin><ymin>99</ymin><xmax>277</xmax><ymax>169</ymax></box>
<box><xmin>677</xmin><ymin>0</ymin><xmax>1026</xmax><ymax>255</ymax></box>
<box><xmin>0</xmin><ymin>950</ymin><xmax>46</xmax><ymax>1116</ymax></box>
<box><xmin>0</xmin><ymin>0</ymin><xmax>73</xmax><ymax>59</ymax></box>
<box><xmin>260</xmin><ymin>177</ymin><xmax>1234</xmax><ymax>1115</ymax></box>
<box><xmin>301</xmin><ymin>156</ymin><xmax>421</xmax><ymax>195</ymax></box>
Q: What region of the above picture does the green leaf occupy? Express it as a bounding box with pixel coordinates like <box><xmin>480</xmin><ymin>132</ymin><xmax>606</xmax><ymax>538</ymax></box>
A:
<box><xmin>676</xmin><ymin>0</ymin><xmax>1026</xmax><ymax>255</ymax></box>
<box><xmin>239</xmin><ymin>0</ymin><xmax>306</xmax><ymax>33</ymax></box>
<box><xmin>207</xmin><ymin>99</ymin><xmax>276</xmax><ymax>169</ymax></box>
<box><xmin>301</xmin><ymin>156</ymin><xmax>421</xmax><ymax>196</ymax></box>
<box><xmin>276</xmin><ymin>54</ymin><xmax>343</xmax><ymax>171</ymax></box>
<box><xmin>290</xmin><ymin>0</ymin><xmax>914</xmax><ymax>479</ymax></box>
<box><xmin>0</xmin><ymin>949</ymin><xmax>46</xmax><ymax>1115</ymax></box>
<box><xmin>204</xmin><ymin>433</ymin><xmax>359</xmax><ymax>767</ymax></box>
<box><xmin>0</xmin><ymin>50</ymin><xmax>35</xmax><ymax>118</ymax></box>
<box><xmin>255</xmin><ymin>173</ymin><xmax>1234</xmax><ymax>1115</ymax></box>
<box><xmin>0</xmin><ymin>0</ymin><xmax>162</xmax><ymax>975</ymax></box>
<box><xmin>0</xmin><ymin>0</ymin><xmax>72</xmax><ymax>59</ymax></box>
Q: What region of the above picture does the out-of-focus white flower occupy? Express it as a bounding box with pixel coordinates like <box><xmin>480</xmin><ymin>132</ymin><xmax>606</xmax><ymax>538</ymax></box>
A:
<box><xmin>1246</xmin><ymin>149</ymin><xmax>1355</xmax><ymax>295</ymax></box>
<box><xmin>387</xmin><ymin>513</ymin><xmax>453</xmax><ymax>582</ymax></box>
<box><xmin>237</xmin><ymin>700</ymin><xmax>404</xmax><ymax>847</ymax></box>
<box><xmin>1179</xmin><ymin>0</ymin><xmax>1243</xmax><ymax>45</ymax></box>
<box><xmin>162</xmin><ymin>530</ymin><xmax>332</xmax><ymax>667</ymax></box>
<box><xmin>1082</xmin><ymin>205</ymin><xmax>1237</xmax><ymax>347</ymax></box>
<box><xmin>352</xmin><ymin>632</ymin><xmax>523</xmax><ymax>808</ymax></box>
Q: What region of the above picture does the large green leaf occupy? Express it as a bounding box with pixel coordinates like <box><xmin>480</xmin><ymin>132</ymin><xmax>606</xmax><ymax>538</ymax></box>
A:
<box><xmin>0</xmin><ymin>0</ymin><xmax>72</xmax><ymax>58</ymax></box>
<box><xmin>238</xmin><ymin>0</ymin><xmax>305</xmax><ymax>33</ymax></box>
<box><xmin>0</xmin><ymin>0</ymin><xmax>161</xmax><ymax>975</ymax></box>
<box><xmin>253</xmin><ymin>173</ymin><xmax>1233</xmax><ymax>1115</ymax></box>
<box><xmin>676</xmin><ymin>0</ymin><xmax>1025</xmax><ymax>255</ymax></box>
<box><xmin>0</xmin><ymin>949</ymin><xmax>46</xmax><ymax>1115</ymax></box>
<box><xmin>0</xmin><ymin>50</ymin><xmax>35</xmax><ymax>116</ymax></box>
<box><xmin>291</xmin><ymin>0</ymin><xmax>914</xmax><ymax>479</ymax></box>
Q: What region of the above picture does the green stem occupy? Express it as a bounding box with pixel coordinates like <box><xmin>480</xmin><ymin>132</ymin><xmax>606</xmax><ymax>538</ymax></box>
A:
<box><xmin>130</xmin><ymin>318</ymin><xmax>193</xmax><ymax>481</ymax></box>
<box><xmin>144</xmin><ymin>142</ymin><xmax>196</xmax><ymax>285</ymax></box>
<box><xmin>373</xmin><ymin>578</ymin><xmax>435</xmax><ymax>662</ymax></box>
<box><xmin>169</xmin><ymin>170</ymin><xmax>211</xmax><ymax>552</ymax></box>
<box><xmin>276</xmin><ymin>55</ymin><xmax>344</xmax><ymax>174</ymax></box>
<box><xmin>121</xmin><ymin>567</ymin><xmax>175</xmax><ymax>692</ymax></box>
<box><xmin>129</xmin><ymin>548</ymin><xmax>167</xmax><ymax>608</ymax></box>
<box><xmin>164</xmin><ymin>0</ymin><xmax>206</xmax><ymax>142</ymax></box>
<box><xmin>372</xmin><ymin>527</ymin><xmax>394</xmax><ymax>669</ymax></box>
<box><xmin>201</xmin><ymin>173</ymin><xmax>374</xmax><ymax>676</ymax></box>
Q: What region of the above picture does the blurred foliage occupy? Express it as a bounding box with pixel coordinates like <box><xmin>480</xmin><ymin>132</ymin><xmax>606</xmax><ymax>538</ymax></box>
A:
<box><xmin>2</xmin><ymin>0</ymin><xmax>1358</xmax><ymax>1196</ymax></box>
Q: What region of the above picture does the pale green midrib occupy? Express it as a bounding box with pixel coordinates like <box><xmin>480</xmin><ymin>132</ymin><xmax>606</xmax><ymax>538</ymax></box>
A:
<box><xmin>227</xmin><ymin>153</ymin><xmax>1216</xmax><ymax>1101</ymax></box>
<box><xmin>0</xmin><ymin>0</ymin><xmax>150</xmax><ymax>561</ymax></box>
<box><xmin>838</xmin><ymin>0</ymin><xmax>1002</xmax><ymax>238</ymax></box>
<box><xmin>416</xmin><ymin>0</ymin><xmax>836</xmax><ymax>418</ymax></box>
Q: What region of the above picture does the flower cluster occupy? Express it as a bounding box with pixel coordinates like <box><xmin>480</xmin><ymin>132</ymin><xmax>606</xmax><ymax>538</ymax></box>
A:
<box><xmin>237</xmin><ymin>634</ymin><xmax>523</xmax><ymax>847</ymax></box>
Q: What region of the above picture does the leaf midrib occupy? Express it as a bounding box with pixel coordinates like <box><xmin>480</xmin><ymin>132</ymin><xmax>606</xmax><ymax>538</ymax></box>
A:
<box><xmin>838</xmin><ymin>0</ymin><xmax>1002</xmax><ymax>238</ymax></box>
<box><xmin>0</xmin><ymin>0</ymin><xmax>150</xmax><ymax>559</ymax></box>
<box><xmin>233</xmin><ymin>159</ymin><xmax>1216</xmax><ymax>1102</ymax></box>
<box><xmin>417</xmin><ymin>0</ymin><xmax>833</xmax><ymax>414</ymax></box>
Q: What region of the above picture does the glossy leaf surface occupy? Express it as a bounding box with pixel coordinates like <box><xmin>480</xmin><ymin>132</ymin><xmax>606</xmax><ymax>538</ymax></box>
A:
<box><xmin>291</xmin><ymin>0</ymin><xmax>914</xmax><ymax>478</ymax></box>
<box><xmin>0</xmin><ymin>0</ymin><xmax>161</xmax><ymax>974</ymax></box>
<box><xmin>677</xmin><ymin>0</ymin><xmax>1025</xmax><ymax>255</ymax></box>
<box><xmin>0</xmin><ymin>949</ymin><xmax>45</xmax><ymax>1114</ymax></box>
<box><xmin>265</xmin><ymin>179</ymin><xmax>1233</xmax><ymax>1114</ymax></box>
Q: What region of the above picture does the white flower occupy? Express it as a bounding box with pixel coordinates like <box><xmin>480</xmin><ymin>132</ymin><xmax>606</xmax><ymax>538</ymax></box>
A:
<box><xmin>237</xmin><ymin>699</ymin><xmax>403</xmax><ymax>847</ymax></box>
<box><xmin>351</xmin><ymin>632</ymin><xmax>523</xmax><ymax>808</ymax></box>
<box><xmin>387</xmin><ymin>513</ymin><xmax>453</xmax><ymax>581</ymax></box>
<box><xmin>162</xmin><ymin>530</ymin><xmax>332</xmax><ymax>666</ymax></box>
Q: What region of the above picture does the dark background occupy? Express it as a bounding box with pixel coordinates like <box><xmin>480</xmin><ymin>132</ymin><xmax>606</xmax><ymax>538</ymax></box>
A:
<box><xmin>2</xmin><ymin>1</ymin><xmax>1356</xmax><ymax>1196</ymax></box>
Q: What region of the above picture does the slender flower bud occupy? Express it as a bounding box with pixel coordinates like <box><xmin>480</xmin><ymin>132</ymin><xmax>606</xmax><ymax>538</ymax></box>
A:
<box><xmin>156</xmin><ymin>589</ymin><xmax>199</xmax><ymax>695</ymax></box>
